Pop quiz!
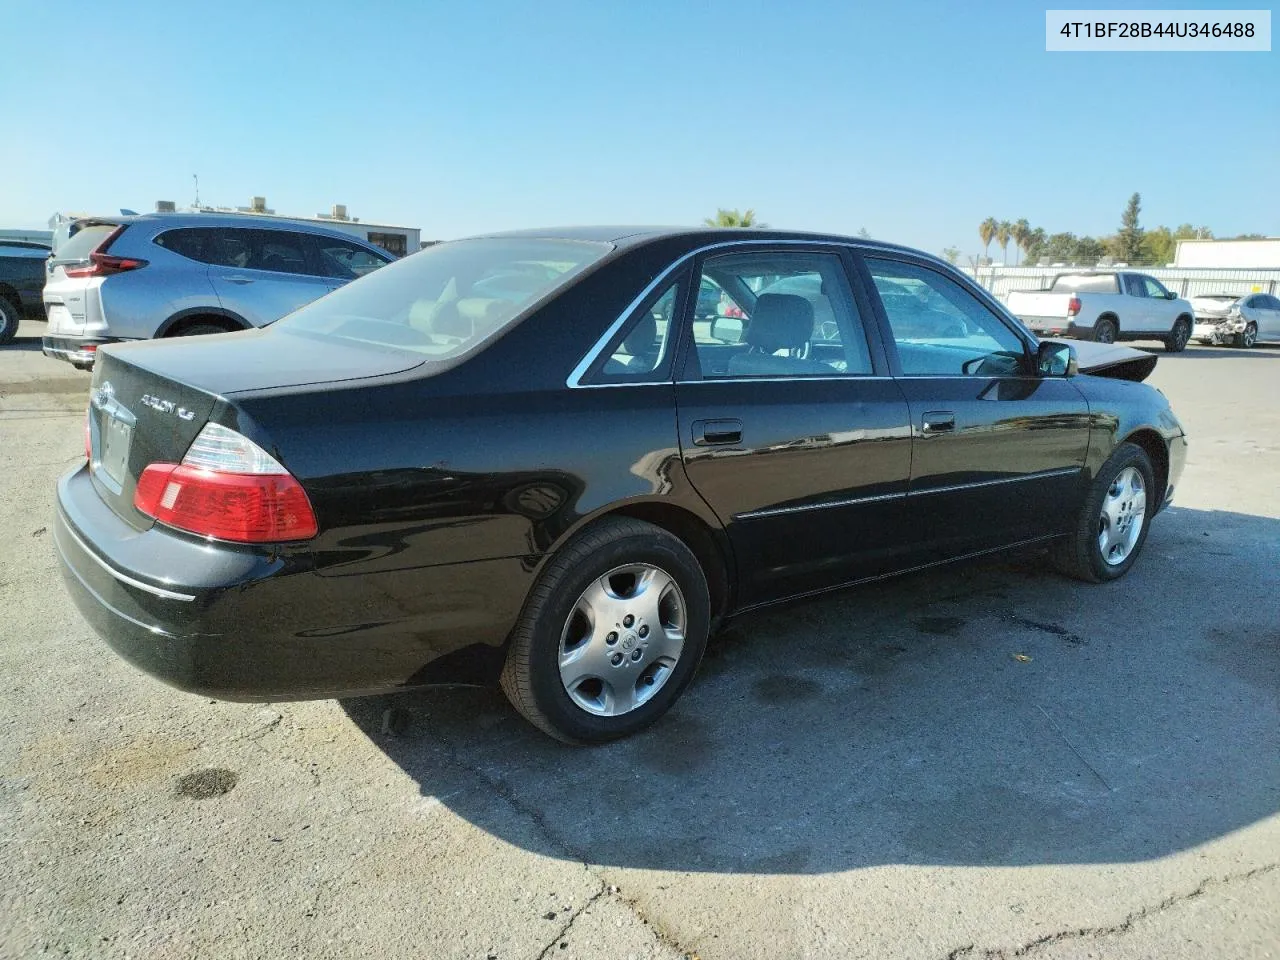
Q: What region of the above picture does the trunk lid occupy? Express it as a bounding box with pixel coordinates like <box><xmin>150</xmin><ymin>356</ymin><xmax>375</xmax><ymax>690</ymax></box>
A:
<box><xmin>1008</xmin><ymin>290</ymin><xmax>1073</xmax><ymax>323</ymax></box>
<box><xmin>86</xmin><ymin>329</ymin><xmax>425</xmax><ymax>528</ymax></box>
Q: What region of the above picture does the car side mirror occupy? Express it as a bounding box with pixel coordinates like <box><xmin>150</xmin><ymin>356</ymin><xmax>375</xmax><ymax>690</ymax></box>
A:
<box><xmin>710</xmin><ymin>316</ymin><xmax>745</xmax><ymax>344</ymax></box>
<box><xmin>1036</xmin><ymin>340</ymin><xmax>1078</xmax><ymax>377</ymax></box>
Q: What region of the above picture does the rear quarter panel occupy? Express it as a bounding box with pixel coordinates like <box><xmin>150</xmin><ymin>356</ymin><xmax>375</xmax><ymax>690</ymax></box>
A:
<box><xmin>99</xmin><ymin>230</ymin><xmax>222</xmax><ymax>339</ymax></box>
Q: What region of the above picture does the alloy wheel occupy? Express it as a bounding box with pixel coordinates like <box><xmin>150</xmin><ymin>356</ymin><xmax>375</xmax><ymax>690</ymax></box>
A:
<box><xmin>558</xmin><ymin>564</ymin><xmax>687</xmax><ymax>716</ymax></box>
<box><xmin>1098</xmin><ymin>466</ymin><xmax>1147</xmax><ymax>566</ymax></box>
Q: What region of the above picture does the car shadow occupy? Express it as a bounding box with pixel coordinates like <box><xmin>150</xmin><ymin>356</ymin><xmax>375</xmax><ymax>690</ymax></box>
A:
<box><xmin>1135</xmin><ymin>343</ymin><xmax>1280</xmax><ymax>359</ymax></box>
<box><xmin>340</xmin><ymin>506</ymin><xmax>1279</xmax><ymax>874</ymax></box>
<box><xmin>3</xmin><ymin>333</ymin><xmax>47</xmax><ymax>353</ymax></box>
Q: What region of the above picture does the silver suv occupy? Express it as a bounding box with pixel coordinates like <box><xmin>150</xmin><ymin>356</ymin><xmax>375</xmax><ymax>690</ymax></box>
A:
<box><xmin>42</xmin><ymin>213</ymin><xmax>394</xmax><ymax>368</ymax></box>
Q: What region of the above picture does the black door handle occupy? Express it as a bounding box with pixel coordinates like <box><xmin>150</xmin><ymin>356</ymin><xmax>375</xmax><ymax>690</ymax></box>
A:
<box><xmin>692</xmin><ymin>418</ymin><xmax>743</xmax><ymax>446</ymax></box>
<box><xmin>921</xmin><ymin>411</ymin><xmax>956</xmax><ymax>435</ymax></box>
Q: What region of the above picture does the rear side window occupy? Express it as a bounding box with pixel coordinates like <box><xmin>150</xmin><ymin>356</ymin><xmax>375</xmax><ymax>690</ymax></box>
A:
<box><xmin>156</xmin><ymin>227</ymin><xmax>315</xmax><ymax>275</ymax></box>
<box><xmin>54</xmin><ymin>224</ymin><xmax>119</xmax><ymax>263</ymax></box>
<box><xmin>273</xmin><ymin>237</ymin><xmax>611</xmax><ymax>359</ymax></box>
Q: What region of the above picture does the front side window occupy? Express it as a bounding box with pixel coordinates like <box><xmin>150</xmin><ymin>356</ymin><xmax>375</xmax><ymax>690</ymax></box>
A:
<box><xmin>1140</xmin><ymin>276</ymin><xmax>1169</xmax><ymax>298</ymax></box>
<box><xmin>865</xmin><ymin>258</ymin><xmax>1026</xmax><ymax>377</ymax></box>
<box><xmin>689</xmin><ymin>251</ymin><xmax>871</xmax><ymax>378</ymax></box>
<box><xmin>1124</xmin><ymin>275</ymin><xmax>1147</xmax><ymax>297</ymax></box>
<box><xmin>273</xmin><ymin>237</ymin><xmax>610</xmax><ymax>359</ymax></box>
<box><xmin>314</xmin><ymin>237</ymin><xmax>391</xmax><ymax>280</ymax></box>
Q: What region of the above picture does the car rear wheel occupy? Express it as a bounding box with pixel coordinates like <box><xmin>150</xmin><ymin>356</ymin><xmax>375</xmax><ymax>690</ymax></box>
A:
<box><xmin>172</xmin><ymin>323</ymin><xmax>233</xmax><ymax>337</ymax></box>
<box><xmin>1093</xmin><ymin>318</ymin><xmax>1117</xmax><ymax>344</ymax></box>
<box><xmin>1164</xmin><ymin>317</ymin><xmax>1191</xmax><ymax>353</ymax></box>
<box><xmin>500</xmin><ymin>517</ymin><xmax>710</xmax><ymax>744</ymax></box>
<box><xmin>1235</xmin><ymin>322</ymin><xmax>1258</xmax><ymax>349</ymax></box>
<box><xmin>0</xmin><ymin>296</ymin><xmax>20</xmax><ymax>345</ymax></box>
<box><xmin>1050</xmin><ymin>442</ymin><xmax>1155</xmax><ymax>583</ymax></box>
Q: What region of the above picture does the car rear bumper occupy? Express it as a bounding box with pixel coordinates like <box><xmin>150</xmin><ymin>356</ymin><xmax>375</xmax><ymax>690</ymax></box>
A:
<box><xmin>1192</xmin><ymin>320</ymin><xmax>1242</xmax><ymax>342</ymax></box>
<box><xmin>1019</xmin><ymin>318</ymin><xmax>1092</xmax><ymax>339</ymax></box>
<box><xmin>42</xmin><ymin>335</ymin><xmax>118</xmax><ymax>368</ymax></box>
<box><xmin>54</xmin><ymin>464</ymin><xmax>523</xmax><ymax>700</ymax></box>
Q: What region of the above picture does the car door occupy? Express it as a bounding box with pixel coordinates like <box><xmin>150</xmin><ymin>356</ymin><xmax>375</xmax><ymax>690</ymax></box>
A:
<box><xmin>858</xmin><ymin>253</ymin><xmax>1092</xmax><ymax>561</ymax></box>
<box><xmin>671</xmin><ymin>246</ymin><xmax>914</xmax><ymax>605</ymax></box>
<box><xmin>205</xmin><ymin>228</ymin><xmax>334</xmax><ymax>326</ymax></box>
<box><xmin>1139</xmin><ymin>275</ymin><xmax>1176</xmax><ymax>333</ymax></box>
<box><xmin>1119</xmin><ymin>273</ymin><xmax>1154</xmax><ymax>333</ymax></box>
<box><xmin>1251</xmin><ymin>295</ymin><xmax>1280</xmax><ymax>340</ymax></box>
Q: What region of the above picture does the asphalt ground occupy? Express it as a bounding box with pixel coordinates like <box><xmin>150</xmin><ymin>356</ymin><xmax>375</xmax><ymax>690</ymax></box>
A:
<box><xmin>2</xmin><ymin>317</ymin><xmax>1277</xmax><ymax>960</ymax></box>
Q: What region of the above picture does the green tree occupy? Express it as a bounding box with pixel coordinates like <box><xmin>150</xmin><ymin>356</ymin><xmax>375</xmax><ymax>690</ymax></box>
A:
<box><xmin>1112</xmin><ymin>192</ymin><xmax>1145</xmax><ymax>262</ymax></box>
<box><xmin>941</xmin><ymin>246</ymin><xmax>960</xmax><ymax>264</ymax></box>
<box><xmin>1010</xmin><ymin>219</ymin><xmax>1031</xmax><ymax>265</ymax></box>
<box><xmin>995</xmin><ymin>220</ymin><xmax>1013</xmax><ymax>264</ymax></box>
<box><xmin>1074</xmin><ymin>236</ymin><xmax>1106</xmax><ymax>264</ymax></box>
<box><xmin>978</xmin><ymin>217</ymin><xmax>998</xmax><ymax>262</ymax></box>
<box><xmin>1021</xmin><ymin>227</ymin><xmax>1047</xmax><ymax>265</ymax></box>
<box><xmin>1142</xmin><ymin>226</ymin><xmax>1175</xmax><ymax>265</ymax></box>
<box><xmin>704</xmin><ymin>208</ymin><xmax>765</xmax><ymax>228</ymax></box>
<box><xmin>857</xmin><ymin>226</ymin><xmax>872</xmax><ymax>239</ymax></box>
<box><xmin>1042</xmin><ymin>232</ymin><xmax>1078</xmax><ymax>263</ymax></box>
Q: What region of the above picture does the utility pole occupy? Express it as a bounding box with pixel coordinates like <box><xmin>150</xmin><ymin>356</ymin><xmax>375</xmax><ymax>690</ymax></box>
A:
<box><xmin>193</xmin><ymin>174</ymin><xmax>200</xmax><ymax>208</ymax></box>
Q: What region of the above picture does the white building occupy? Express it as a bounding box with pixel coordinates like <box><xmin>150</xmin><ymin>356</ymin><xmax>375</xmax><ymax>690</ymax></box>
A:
<box><xmin>1175</xmin><ymin>238</ymin><xmax>1280</xmax><ymax>269</ymax></box>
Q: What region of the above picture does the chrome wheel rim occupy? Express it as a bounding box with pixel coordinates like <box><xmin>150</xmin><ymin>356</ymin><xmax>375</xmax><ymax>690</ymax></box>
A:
<box><xmin>558</xmin><ymin>564</ymin><xmax>687</xmax><ymax>717</ymax></box>
<box><xmin>1098</xmin><ymin>466</ymin><xmax>1147</xmax><ymax>566</ymax></box>
<box><xmin>1243</xmin><ymin>324</ymin><xmax>1257</xmax><ymax>348</ymax></box>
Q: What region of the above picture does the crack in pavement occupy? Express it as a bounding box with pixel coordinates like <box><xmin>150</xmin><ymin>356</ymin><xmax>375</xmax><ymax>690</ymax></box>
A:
<box><xmin>532</xmin><ymin>888</ymin><xmax>605</xmax><ymax>960</ymax></box>
<box><xmin>943</xmin><ymin>863</ymin><xmax>1280</xmax><ymax>959</ymax></box>
<box><xmin>431</xmin><ymin>736</ymin><xmax>698</xmax><ymax>959</ymax></box>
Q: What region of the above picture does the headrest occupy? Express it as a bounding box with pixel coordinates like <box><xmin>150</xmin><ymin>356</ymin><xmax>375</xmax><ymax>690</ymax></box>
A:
<box><xmin>623</xmin><ymin>313</ymin><xmax>657</xmax><ymax>357</ymax></box>
<box><xmin>745</xmin><ymin>294</ymin><xmax>813</xmax><ymax>352</ymax></box>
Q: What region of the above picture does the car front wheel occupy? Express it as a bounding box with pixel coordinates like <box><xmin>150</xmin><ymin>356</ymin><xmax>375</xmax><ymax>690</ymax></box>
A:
<box><xmin>1164</xmin><ymin>317</ymin><xmax>1191</xmax><ymax>353</ymax></box>
<box><xmin>500</xmin><ymin>517</ymin><xmax>710</xmax><ymax>743</ymax></box>
<box><xmin>1050</xmin><ymin>442</ymin><xmax>1156</xmax><ymax>583</ymax></box>
<box><xmin>1235</xmin><ymin>322</ymin><xmax>1258</xmax><ymax>349</ymax></box>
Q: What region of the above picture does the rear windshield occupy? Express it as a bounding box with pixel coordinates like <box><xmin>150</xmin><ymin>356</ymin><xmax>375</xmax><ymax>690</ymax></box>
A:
<box><xmin>273</xmin><ymin>237</ymin><xmax>611</xmax><ymax>358</ymax></box>
<box><xmin>53</xmin><ymin>223</ymin><xmax>120</xmax><ymax>263</ymax></box>
<box><xmin>1050</xmin><ymin>274</ymin><xmax>1118</xmax><ymax>294</ymax></box>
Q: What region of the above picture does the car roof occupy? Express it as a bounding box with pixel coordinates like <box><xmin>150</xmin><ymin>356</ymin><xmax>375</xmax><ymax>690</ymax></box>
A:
<box><xmin>467</xmin><ymin>225</ymin><xmax>927</xmax><ymax>258</ymax></box>
<box><xmin>73</xmin><ymin>211</ymin><xmax>381</xmax><ymax>243</ymax></box>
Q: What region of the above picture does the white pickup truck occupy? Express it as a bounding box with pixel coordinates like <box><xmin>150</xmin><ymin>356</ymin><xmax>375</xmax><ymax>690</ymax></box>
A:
<box><xmin>1007</xmin><ymin>272</ymin><xmax>1195</xmax><ymax>353</ymax></box>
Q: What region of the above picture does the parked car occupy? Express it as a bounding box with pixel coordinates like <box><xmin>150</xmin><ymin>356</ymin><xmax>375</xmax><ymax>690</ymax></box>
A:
<box><xmin>54</xmin><ymin>227</ymin><xmax>1187</xmax><ymax>743</ymax></box>
<box><xmin>42</xmin><ymin>213</ymin><xmax>395</xmax><ymax>369</ymax></box>
<box><xmin>1190</xmin><ymin>292</ymin><xmax>1280</xmax><ymax>348</ymax></box>
<box><xmin>0</xmin><ymin>239</ymin><xmax>52</xmax><ymax>344</ymax></box>
<box><xmin>1007</xmin><ymin>271</ymin><xmax>1195</xmax><ymax>351</ymax></box>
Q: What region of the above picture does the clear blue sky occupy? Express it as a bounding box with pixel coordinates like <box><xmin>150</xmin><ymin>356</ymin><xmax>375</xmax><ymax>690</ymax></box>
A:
<box><xmin>3</xmin><ymin>1</ymin><xmax>1276</xmax><ymax>258</ymax></box>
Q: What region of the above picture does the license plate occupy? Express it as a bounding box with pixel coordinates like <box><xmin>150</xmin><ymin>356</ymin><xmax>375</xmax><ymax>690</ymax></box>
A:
<box><xmin>101</xmin><ymin>415</ymin><xmax>133</xmax><ymax>487</ymax></box>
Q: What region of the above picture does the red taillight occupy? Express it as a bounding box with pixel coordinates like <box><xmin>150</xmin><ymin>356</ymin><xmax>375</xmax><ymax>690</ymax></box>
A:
<box><xmin>134</xmin><ymin>463</ymin><xmax>318</xmax><ymax>543</ymax></box>
<box><xmin>62</xmin><ymin>225</ymin><xmax>146</xmax><ymax>278</ymax></box>
<box><xmin>64</xmin><ymin>252</ymin><xmax>148</xmax><ymax>278</ymax></box>
<box><xmin>1067</xmin><ymin>297</ymin><xmax>1082</xmax><ymax>317</ymax></box>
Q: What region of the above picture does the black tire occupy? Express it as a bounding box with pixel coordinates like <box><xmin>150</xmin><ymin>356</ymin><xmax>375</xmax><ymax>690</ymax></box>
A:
<box><xmin>1093</xmin><ymin>318</ymin><xmax>1117</xmax><ymax>344</ymax></box>
<box><xmin>172</xmin><ymin>322</ymin><xmax>232</xmax><ymax>337</ymax></box>
<box><xmin>0</xmin><ymin>296</ymin><xmax>20</xmax><ymax>345</ymax></box>
<box><xmin>500</xmin><ymin>517</ymin><xmax>710</xmax><ymax>744</ymax></box>
<box><xmin>1050</xmin><ymin>442</ymin><xmax>1156</xmax><ymax>583</ymax></box>
<box><xmin>1164</xmin><ymin>317</ymin><xmax>1191</xmax><ymax>353</ymax></box>
<box><xmin>1234</xmin><ymin>322</ymin><xmax>1258</xmax><ymax>349</ymax></box>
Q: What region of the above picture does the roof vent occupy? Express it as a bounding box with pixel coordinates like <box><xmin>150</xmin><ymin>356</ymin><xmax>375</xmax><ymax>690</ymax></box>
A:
<box><xmin>155</xmin><ymin>200</ymin><xmax>176</xmax><ymax>212</ymax></box>
<box><xmin>250</xmin><ymin>196</ymin><xmax>267</xmax><ymax>212</ymax></box>
<box><xmin>331</xmin><ymin>204</ymin><xmax>348</xmax><ymax>220</ymax></box>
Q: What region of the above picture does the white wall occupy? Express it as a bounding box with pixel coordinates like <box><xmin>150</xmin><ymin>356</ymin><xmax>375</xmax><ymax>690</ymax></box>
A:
<box><xmin>1175</xmin><ymin>239</ymin><xmax>1280</xmax><ymax>269</ymax></box>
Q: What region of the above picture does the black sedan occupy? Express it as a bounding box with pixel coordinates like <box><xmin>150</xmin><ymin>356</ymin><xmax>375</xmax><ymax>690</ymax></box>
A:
<box><xmin>54</xmin><ymin>227</ymin><xmax>1187</xmax><ymax>743</ymax></box>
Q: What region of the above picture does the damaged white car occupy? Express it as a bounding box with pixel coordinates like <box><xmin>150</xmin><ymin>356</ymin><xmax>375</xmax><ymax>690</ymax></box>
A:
<box><xmin>1190</xmin><ymin>292</ymin><xmax>1280</xmax><ymax>348</ymax></box>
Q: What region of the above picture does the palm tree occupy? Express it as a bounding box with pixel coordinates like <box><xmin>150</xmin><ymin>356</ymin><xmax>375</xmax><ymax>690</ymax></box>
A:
<box><xmin>978</xmin><ymin>217</ymin><xmax>998</xmax><ymax>263</ymax></box>
<box><xmin>704</xmin><ymin>208</ymin><xmax>766</xmax><ymax>228</ymax></box>
<box><xmin>995</xmin><ymin>220</ymin><xmax>1012</xmax><ymax>265</ymax></box>
<box><xmin>1011</xmin><ymin>219</ymin><xmax>1031</xmax><ymax>265</ymax></box>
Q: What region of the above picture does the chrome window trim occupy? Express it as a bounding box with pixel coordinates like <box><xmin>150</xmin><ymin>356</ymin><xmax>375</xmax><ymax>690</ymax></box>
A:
<box><xmin>733</xmin><ymin>467</ymin><xmax>1081</xmax><ymax>521</ymax></box>
<box><xmin>566</xmin><ymin>238</ymin><xmax>871</xmax><ymax>389</ymax></box>
<box><xmin>55</xmin><ymin>520</ymin><xmax>197</xmax><ymax>602</ymax></box>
